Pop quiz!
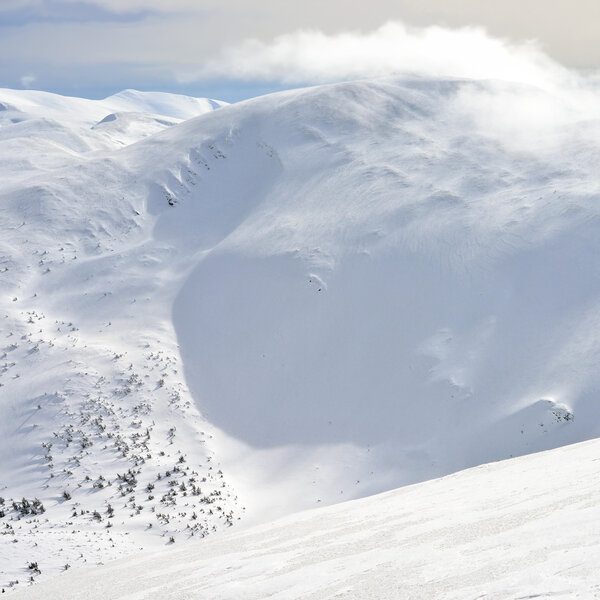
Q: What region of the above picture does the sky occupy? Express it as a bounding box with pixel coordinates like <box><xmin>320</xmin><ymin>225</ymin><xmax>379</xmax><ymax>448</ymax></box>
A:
<box><xmin>1</xmin><ymin>0</ymin><xmax>599</xmax><ymax>102</ymax></box>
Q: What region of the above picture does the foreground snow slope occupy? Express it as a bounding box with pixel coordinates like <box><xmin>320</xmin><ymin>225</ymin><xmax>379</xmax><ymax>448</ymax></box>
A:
<box><xmin>2</xmin><ymin>76</ymin><xmax>600</xmax><ymax>589</ymax></box>
<box><xmin>13</xmin><ymin>437</ymin><xmax>600</xmax><ymax>600</ymax></box>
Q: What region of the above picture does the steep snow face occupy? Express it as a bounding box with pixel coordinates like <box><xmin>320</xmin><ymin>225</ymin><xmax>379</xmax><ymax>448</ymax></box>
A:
<box><xmin>12</xmin><ymin>437</ymin><xmax>600</xmax><ymax>600</ymax></box>
<box><xmin>2</xmin><ymin>78</ymin><xmax>600</xmax><ymax>590</ymax></box>
<box><xmin>155</xmin><ymin>78</ymin><xmax>600</xmax><ymax>519</ymax></box>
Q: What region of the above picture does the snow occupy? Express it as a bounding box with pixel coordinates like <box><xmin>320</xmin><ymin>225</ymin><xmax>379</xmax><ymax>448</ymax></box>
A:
<box><xmin>10</xmin><ymin>437</ymin><xmax>600</xmax><ymax>599</ymax></box>
<box><xmin>1</xmin><ymin>75</ymin><xmax>600</xmax><ymax>593</ymax></box>
<box><xmin>160</xmin><ymin>78</ymin><xmax>600</xmax><ymax>521</ymax></box>
<box><xmin>0</xmin><ymin>88</ymin><xmax>236</xmax><ymax>591</ymax></box>
<box><xmin>0</xmin><ymin>88</ymin><xmax>224</xmax><ymax>129</ymax></box>
<box><xmin>0</xmin><ymin>88</ymin><xmax>226</xmax><ymax>164</ymax></box>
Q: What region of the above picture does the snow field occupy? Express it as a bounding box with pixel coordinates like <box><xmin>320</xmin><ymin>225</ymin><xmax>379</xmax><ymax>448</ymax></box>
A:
<box><xmin>12</xmin><ymin>437</ymin><xmax>600</xmax><ymax>599</ymax></box>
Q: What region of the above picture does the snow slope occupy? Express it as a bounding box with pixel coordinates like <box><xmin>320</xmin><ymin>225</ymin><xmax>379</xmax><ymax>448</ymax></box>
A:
<box><xmin>143</xmin><ymin>77</ymin><xmax>600</xmax><ymax>519</ymax></box>
<box><xmin>0</xmin><ymin>88</ymin><xmax>236</xmax><ymax>591</ymax></box>
<box><xmin>0</xmin><ymin>87</ymin><xmax>226</xmax><ymax>168</ymax></box>
<box><xmin>2</xmin><ymin>76</ymin><xmax>600</xmax><ymax>591</ymax></box>
<box><xmin>0</xmin><ymin>88</ymin><xmax>224</xmax><ymax>130</ymax></box>
<box><xmin>12</xmin><ymin>437</ymin><xmax>600</xmax><ymax>599</ymax></box>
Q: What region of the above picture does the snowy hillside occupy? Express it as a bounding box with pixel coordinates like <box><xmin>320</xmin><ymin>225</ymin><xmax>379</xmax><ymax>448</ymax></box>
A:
<box><xmin>2</xmin><ymin>75</ymin><xmax>600</xmax><ymax>591</ymax></box>
<box><xmin>0</xmin><ymin>88</ymin><xmax>226</xmax><ymax>164</ymax></box>
<box><xmin>0</xmin><ymin>88</ymin><xmax>236</xmax><ymax>591</ymax></box>
<box><xmin>12</xmin><ymin>437</ymin><xmax>600</xmax><ymax>599</ymax></box>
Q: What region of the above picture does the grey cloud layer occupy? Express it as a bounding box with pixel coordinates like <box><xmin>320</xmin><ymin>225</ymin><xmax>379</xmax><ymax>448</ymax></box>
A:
<box><xmin>4</xmin><ymin>0</ymin><xmax>598</xmax><ymax>66</ymax></box>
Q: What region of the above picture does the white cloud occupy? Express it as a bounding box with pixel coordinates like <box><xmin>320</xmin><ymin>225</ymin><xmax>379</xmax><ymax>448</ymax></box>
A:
<box><xmin>186</xmin><ymin>21</ymin><xmax>571</xmax><ymax>91</ymax></box>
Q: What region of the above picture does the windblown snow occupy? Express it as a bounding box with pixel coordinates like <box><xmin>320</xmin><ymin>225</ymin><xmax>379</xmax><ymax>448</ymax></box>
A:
<box><xmin>1</xmin><ymin>75</ymin><xmax>600</xmax><ymax>595</ymax></box>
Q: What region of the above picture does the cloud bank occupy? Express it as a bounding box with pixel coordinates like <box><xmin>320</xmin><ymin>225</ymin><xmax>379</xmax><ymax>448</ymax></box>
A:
<box><xmin>187</xmin><ymin>22</ymin><xmax>572</xmax><ymax>91</ymax></box>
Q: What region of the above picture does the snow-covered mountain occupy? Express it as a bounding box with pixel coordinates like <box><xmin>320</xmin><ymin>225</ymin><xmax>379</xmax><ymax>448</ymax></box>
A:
<box><xmin>2</xmin><ymin>76</ymin><xmax>600</xmax><ymax>593</ymax></box>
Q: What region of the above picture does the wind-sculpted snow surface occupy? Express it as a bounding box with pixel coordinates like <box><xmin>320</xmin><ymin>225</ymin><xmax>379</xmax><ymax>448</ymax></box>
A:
<box><xmin>2</xmin><ymin>76</ymin><xmax>600</xmax><ymax>591</ymax></box>
<box><xmin>12</xmin><ymin>438</ymin><xmax>600</xmax><ymax>599</ymax></box>
<box><xmin>167</xmin><ymin>78</ymin><xmax>600</xmax><ymax>519</ymax></box>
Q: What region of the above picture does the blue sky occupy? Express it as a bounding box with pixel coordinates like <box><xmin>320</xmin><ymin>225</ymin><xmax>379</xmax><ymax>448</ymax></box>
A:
<box><xmin>1</xmin><ymin>0</ymin><xmax>598</xmax><ymax>102</ymax></box>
